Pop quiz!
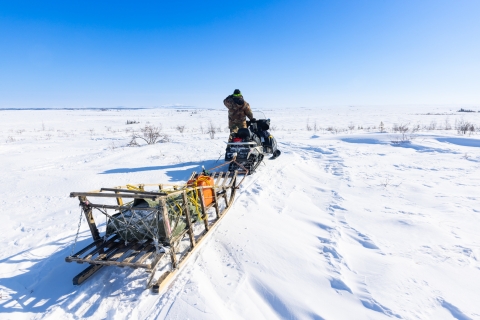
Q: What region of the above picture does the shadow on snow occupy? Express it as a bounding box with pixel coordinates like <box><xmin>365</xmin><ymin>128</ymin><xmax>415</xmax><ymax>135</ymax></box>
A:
<box><xmin>99</xmin><ymin>160</ymin><xmax>224</xmax><ymax>182</ymax></box>
<box><xmin>0</xmin><ymin>231</ymin><xmax>147</xmax><ymax>317</ymax></box>
<box><xmin>435</xmin><ymin>137</ymin><xmax>480</xmax><ymax>148</ymax></box>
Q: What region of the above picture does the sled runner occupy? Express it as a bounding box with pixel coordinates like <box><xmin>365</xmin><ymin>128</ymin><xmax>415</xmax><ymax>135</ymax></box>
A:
<box><xmin>66</xmin><ymin>161</ymin><xmax>247</xmax><ymax>292</ymax></box>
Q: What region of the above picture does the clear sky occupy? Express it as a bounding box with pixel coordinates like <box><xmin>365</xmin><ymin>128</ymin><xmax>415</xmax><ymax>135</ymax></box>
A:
<box><xmin>1</xmin><ymin>0</ymin><xmax>479</xmax><ymax>109</ymax></box>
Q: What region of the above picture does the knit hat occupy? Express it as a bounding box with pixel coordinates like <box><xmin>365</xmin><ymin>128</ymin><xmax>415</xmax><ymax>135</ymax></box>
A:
<box><xmin>233</xmin><ymin>89</ymin><xmax>241</xmax><ymax>96</ymax></box>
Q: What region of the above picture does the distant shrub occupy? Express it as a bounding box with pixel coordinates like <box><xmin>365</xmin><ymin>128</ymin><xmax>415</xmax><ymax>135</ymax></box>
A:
<box><xmin>176</xmin><ymin>125</ymin><xmax>186</xmax><ymax>133</ymax></box>
<box><xmin>306</xmin><ymin>119</ymin><xmax>312</xmax><ymax>131</ymax></box>
<box><xmin>207</xmin><ymin>121</ymin><xmax>216</xmax><ymax>139</ymax></box>
<box><xmin>379</xmin><ymin>122</ymin><xmax>385</xmax><ymax>132</ymax></box>
<box><xmin>129</xmin><ymin>124</ymin><xmax>169</xmax><ymax>146</ymax></box>
<box><xmin>313</xmin><ymin>120</ymin><xmax>318</xmax><ymax>133</ymax></box>
<box><xmin>458</xmin><ymin>108</ymin><xmax>475</xmax><ymax>113</ymax></box>
<box><xmin>427</xmin><ymin>121</ymin><xmax>437</xmax><ymax>130</ymax></box>
<box><xmin>456</xmin><ymin>119</ymin><xmax>475</xmax><ymax>135</ymax></box>
<box><xmin>392</xmin><ymin>123</ymin><xmax>409</xmax><ymax>133</ymax></box>
<box><xmin>444</xmin><ymin>118</ymin><xmax>452</xmax><ymax>130</ymax></box>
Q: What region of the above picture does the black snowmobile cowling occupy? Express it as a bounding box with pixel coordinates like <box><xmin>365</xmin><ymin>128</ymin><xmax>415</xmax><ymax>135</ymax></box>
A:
<box><xmin>225</xmin><ymin>117</ymin><xmax>281</xmax><ymax>174</ymax></box>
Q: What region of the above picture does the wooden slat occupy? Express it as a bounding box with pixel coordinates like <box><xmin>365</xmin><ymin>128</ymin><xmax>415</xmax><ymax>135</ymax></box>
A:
<box><xmin>87</xmin><ymin>203</ymin><xmax>159</xmax><ymax>211</ymax></box>
<box><xmin>147</xmin><ymin>251</ymin><xmax>165</xmax><ymax>269</ymax></box>
<box><xmin>102</xmin><ymin>241</ymin><xmax>138</xmax><ymax>263</ymax></box>
<box><xmin>67</xmin><ymin>236</ymin><xmax>113</xmax><ymax>260</ymax></box>
<box><xmin>83</xmin><ymin>236</ymin><xmax>120</xmax><ymax>260</ymax></box>
<box><xmin>122</xmin><ymin>241</ymin><xmax>152</xmax><ymax>264</ymax></box>
<box><xmin>136</xmin><ymin>246</ymin><xmax>156</xmax><ymax>265</ymax></box>
<box><xmin>68</xmin><ymin>255</ymin><xmax>155</xmax><ymax>269</ymax></box>
<box><xmin>128</xmin><ymin>243</ymin><xmax>155</xmax><ymax>264</ymax></box>
<box><xmin>71</xmin><ymin>192</ymin><xmax>158</xmax><ymax>200</ymax></box>
<box><xmin>101</xmin><ymin>188</ymin><xmax>168</xmax><ymax>196</ymax></box>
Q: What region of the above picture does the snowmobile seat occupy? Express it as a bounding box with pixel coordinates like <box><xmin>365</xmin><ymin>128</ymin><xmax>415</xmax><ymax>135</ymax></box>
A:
<box><xmin>237</xmin><ymin>128</ymin><xmax>252</xmax><ymax>139</ymax></box>
<box><xmin>257</xmin><ymin>119</ymin><xmax>270</xmax><ymax>130</ymax></box>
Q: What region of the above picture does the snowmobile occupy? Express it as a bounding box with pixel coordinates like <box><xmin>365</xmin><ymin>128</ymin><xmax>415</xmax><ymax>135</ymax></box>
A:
<box><xmin>225</xmin><ymin>116</ymin><xmax>281</xmax><ymax>174</ymax></box>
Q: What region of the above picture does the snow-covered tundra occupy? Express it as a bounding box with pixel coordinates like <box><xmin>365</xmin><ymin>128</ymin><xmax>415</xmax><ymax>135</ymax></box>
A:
<box><xmin>1</xmin><ymin>105</ymin><xmax>479</xmax><ymax>319</ymax></box>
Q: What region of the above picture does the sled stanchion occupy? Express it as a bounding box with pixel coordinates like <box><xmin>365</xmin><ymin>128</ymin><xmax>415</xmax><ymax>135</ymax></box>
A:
<box><xmin>225</xmin><ymin>171</ymin><xmax>238</xmax><ymax>207</ymax></box>
<box><xmin>114</xmin><ymin>189</ymin><xmax>123</xmax><ymax>206</ymax></box>
<box><xmin>170</xmin><ymin>246</ymin><xmax>178</xmax><ymax>269</ymax></box>
<box><xmin>182</xmin><ymin>191</ymin><xmax>196</xmax><ymax>248</ymax></box>
<box><xmin>221</xmin><ymin>172</ymin><xmax>229</xmax><ymax>188</ymax></box>
<box><xmin>79</xmin><ymin>196</ymin><xmax>101</xmax><ymax>243</ymax></box>
<box><xmin>213</xmin><ymin>189</ymin><xmax>220</xmax><ymax>219</ymax></box>
<box><xmin>160</xmin><ymin>198</ymin><xmax>172</xmax><ymax>239</ymax></box>
<box><xmin>215</xmin><ymin>172</ymin><xmax>224</xmax><ymax>186</ymax></box>
<box><xmin>198</xmin><ymin>188</ymin><xmax>209</xmax><ymax>232</ymax></box>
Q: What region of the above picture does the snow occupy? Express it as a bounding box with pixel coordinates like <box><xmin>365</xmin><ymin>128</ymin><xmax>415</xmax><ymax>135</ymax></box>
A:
<box><xmin>1</xmin><ymin>106</ymin><xmax>479</xmax><ymax>319</ymax></box>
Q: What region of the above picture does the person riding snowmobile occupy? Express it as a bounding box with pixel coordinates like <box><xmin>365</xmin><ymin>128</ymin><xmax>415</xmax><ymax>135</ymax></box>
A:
<box><xmin>223</xmin><ymin>89</ymin><xmax>255</xmax><ymax>140</ymax></box>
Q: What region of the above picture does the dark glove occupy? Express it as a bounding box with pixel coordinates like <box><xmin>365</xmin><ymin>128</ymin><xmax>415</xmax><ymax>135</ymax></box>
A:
<box><xmin>251</xmin><ymin>118</ymin><xmax>256</xmax><ymax>122</ymax></box>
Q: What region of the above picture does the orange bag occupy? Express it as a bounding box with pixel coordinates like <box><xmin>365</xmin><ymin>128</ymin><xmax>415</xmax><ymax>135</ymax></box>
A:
<box><xmin>188</xmin><ymin>175</ymin><xmax>214</xmax><ymax>206</ymax></box>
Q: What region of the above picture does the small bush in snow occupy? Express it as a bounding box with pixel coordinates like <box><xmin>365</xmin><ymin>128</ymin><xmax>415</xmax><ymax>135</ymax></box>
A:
<box><xmin>176</xmin><ymin>125</ymin><xmax>186</xmax><ymax>133</ymax></box>
<box><xmin>313</xmin><ymin>121</ymin><xmax>318</xmax><ymax>133</ymax></box>
<box><xmin>109</xmin><ymin>141</ymin><xmax>118</xmax><ymax>150</ymax></box>
<box><xmin>306</xmin><ymin>119</ymin><xmax>312</xmax><ymax>131</ymax></box>
<box><xmin>456</xmin><ymin>119</ymin><xmax>475</xmax><ymax>135</ymax></box>
<box><xmin>392</xmin><ymin>123</ymin><xmax>409</xmax><ymax>133</ymax></box>
<box><xmin>444</xmin><ymin>118</ymin><xmax>452</xmax><ymax>130</ymax></box>
<box><xmin>207</xmin><ymin>121</ymin><xmax>216</xmax><ymax>139</ymax></box>
<box><xmin>129</xmin><ymin>124</ymin><xmax>169</xmax><ymax>146</ymax></box>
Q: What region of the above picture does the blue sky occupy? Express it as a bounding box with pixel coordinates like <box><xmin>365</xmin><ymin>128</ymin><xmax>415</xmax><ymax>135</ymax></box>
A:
<box><xmin>1</xmin><ymin>0</ymin><xmax>479</xmax><ymax>108</ymax></box>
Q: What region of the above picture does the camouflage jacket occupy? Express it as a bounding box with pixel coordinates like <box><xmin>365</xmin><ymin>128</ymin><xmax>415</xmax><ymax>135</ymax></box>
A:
<box><xmin>223</xmin><ymin>94</ymin><xmax>254</xmax><ymax>127</ymax></box>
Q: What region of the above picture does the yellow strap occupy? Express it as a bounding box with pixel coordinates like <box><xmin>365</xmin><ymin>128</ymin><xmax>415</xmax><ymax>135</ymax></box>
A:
<box><xmin>126</xmin><ymin>184</ymin><xmax>142</xmax><ymax>191</ymax></box>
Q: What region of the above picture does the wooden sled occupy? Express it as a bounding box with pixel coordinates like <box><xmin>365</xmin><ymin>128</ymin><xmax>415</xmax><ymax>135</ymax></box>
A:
<box><xmin>66</xmin><ymin>167</ymin><xmax>243</xmax><ymax>292</ymax></box>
